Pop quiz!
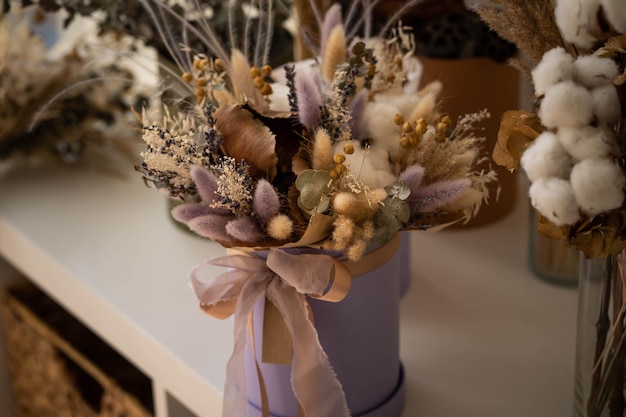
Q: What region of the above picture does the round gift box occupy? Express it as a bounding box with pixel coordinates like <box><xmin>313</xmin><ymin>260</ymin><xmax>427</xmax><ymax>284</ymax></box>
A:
<box><xmin>244</xmin><ymin>242</ymin><xmax>404</xmax><ymax>417</ymax></box>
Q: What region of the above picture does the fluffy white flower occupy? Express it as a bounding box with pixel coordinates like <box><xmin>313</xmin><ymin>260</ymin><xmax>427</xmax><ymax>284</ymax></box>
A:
<box><xmin>338</xmin><ymin>143</ymin><xmax>396</xmax><ymax>189</ymax></box>
<box><xmin>529</xmin><ymin>177</ymin><xmax>580</xmax><ymax>226</ymax></box>
<box><xmin>531</xmin><ymin>47</ymin><xmax>574</xmax><ymax>97</ymax></box>
<box><xmin>557</xmin><ymin>126</ymin><xmax>618</xmax><ymax>161</ymax></box>
<box><xmin>573</xmin><ymin>55</ymin><xmax>618</xmax><ymax>88</ymax></box>
<box><xmin>570</xmin><ymin>157</ymin><xmax>625</xmax><ymax>215</ymax></box>
<box><xmin>363</xmin><ymin>92</ymin><xmax>424</xmax><ymax>158</ymax></box>
<box><xmin>555</xmin><ymin>0</ymin><xmax>601</xmax><ymax>48</ymax></box>
<box><xmin>521</xmin><ymin>131</ymin><xmax>573</xmax><ymax>181</ymax></box>
<box><xmin>268</xmin><ymin>82</ymin><xmax>291</xmax><ymax>112</ymax></box>
<box><xmin>600</xmin><ymin>0</ymin><xmax>626</xmax><ymax>32</ymax></box>
<box><xmin>591</xmin><ymin>84</ymin><xmax>621</xmax><ymax>125</ymax></box>
<box><xmin>403</xmin><ymin>55</ymin><xmax>423</xmax><ymax>95</ymax></box>
<box><xmin>539</xmin><ymin>80</ymin><xmax>594</xmax><ymax>128</ymax></box>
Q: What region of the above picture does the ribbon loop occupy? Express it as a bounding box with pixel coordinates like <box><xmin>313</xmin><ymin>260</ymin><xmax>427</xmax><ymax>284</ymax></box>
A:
<box><xmin>266</xmin><ymin>250</ymin><xmax>351</xmax><ymax>302</ymax></box>
<box><xmin>190</xmin><ymin>235</ymin><xmax>400</xmax><ymax>416</ymax></box>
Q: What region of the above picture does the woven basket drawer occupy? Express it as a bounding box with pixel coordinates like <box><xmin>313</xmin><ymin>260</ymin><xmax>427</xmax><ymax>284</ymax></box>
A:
<box><xmin>0</xmin><ymin>281</ymin><xmax>154</xmax><ymax>417</ymax></box>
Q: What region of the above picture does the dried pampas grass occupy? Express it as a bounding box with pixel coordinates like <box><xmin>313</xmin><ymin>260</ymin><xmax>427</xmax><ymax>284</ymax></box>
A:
<box><xmin>475</xmin><ymin>0</ymin><xmax>566</xmax><ymax>66</ymax></box>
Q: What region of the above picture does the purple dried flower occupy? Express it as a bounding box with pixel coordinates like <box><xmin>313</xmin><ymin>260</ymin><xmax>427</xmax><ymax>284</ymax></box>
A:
<box><xmin>348</xmin><ymin>88</ymin><xmax>368</xmax><ymax>139</ymax></box>
<box><xmin>190</xmin><ymin>165</ymin><xmax>219</xmax><ymax>204</ymax></box>
<box><xmin>414</xmin><ymin>179</ymin><xmax>470</xmax><ymax>213</ymax></box>
<box><xmin>296</xmin><ymin>73</ymin><xmax>322</xmax><ymax>128</ymax></box>
<box><xmin>253</xmin><ymin>179</ymin><xmax>281</xmax><ymax>225</ymax></box>
<box><xmin>225</xmin><ymin>217</ymin><xmax>264</xmax><ymax>243</ymax></box>
<box><xmin>171</xmin><ymin>203</ymin><xmax>223</xmax><ymax>223</ymax></box>
<box><xmin>187</xmin><ymin>214</ymin><xmax>236</xmax><ymax>244</ymax></box>
<box><xmin>399</xmin><ymin>164</ymin><xmax>425</xmax><ymax>193</ymax></box>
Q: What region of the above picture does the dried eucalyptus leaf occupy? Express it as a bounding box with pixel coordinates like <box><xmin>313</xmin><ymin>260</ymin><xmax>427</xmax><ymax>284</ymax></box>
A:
<box><xmin>493</xmin><ymin>110</ymin><xmax>542</xmax><ymax>171</ymax></box>
<box><xmin>536</xmin><ymin>213</ymin><xmax>566</xmax><ymax>241</ymax></box>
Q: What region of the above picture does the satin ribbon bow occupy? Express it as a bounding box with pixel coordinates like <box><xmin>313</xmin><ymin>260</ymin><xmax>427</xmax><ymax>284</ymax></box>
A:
<box><xmin>190</xmin><ymin>248</ymin><xmax>353</xmax><ymax>417</ymax></box>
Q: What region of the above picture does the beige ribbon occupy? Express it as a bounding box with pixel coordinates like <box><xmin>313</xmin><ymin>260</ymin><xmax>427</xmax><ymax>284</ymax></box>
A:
<box><xmin>190</xmin><ymin>234</ymin><xmax>400</xmax><ymax>417</ymax></box>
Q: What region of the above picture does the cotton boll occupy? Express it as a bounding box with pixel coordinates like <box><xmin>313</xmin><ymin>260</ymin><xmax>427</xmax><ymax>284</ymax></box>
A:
<box><xmin>591</xmin><ymin>84</ymin><xmax>621</xmax><ymax>125</ymax></box>
<box><xmin>520</xmin><ymin>131</ymin><xmax>573</xmax><ymax>181</ymax></box>
<box><xmin>539</xmin><ymin>81</ymin><xmax>594</xmax><ymax>128</ymax></box>
<box><xmin>363</xmin><ymin>101</ymin><xmax>400</xmax><ymax>142</ymax></box>
<box><xmin>531</xmin><ymin>47</ymin><xmax>574</xmax><ymax>97</ymax></box>
<box><xmin>555</xmin><ymin>0</ymin><xmax>600</xmax><ymax>48</ymax></box>
<box><xmin>362</xmin><ymin>101</ymin><xmax>402</xmax><ymax>157</ymax></box>
<box><xmin>573</xmin><ymin>55</ymin><xmax>618</xmax><ymax>89</ymax></box>
<box><xmin>600</xmin><ymin>0</ymin><xmax>626</xmax><ymax>32</ymax></box>
<box><xmin>570</xmin><ymin>158</ymin><xmax>625</xmax><ymax>215</ymax></box>
<box><xmin>340</xmin><ymin>144</ymin><xmax>396</xmax><ymax>189</ymax></box>
<box><xmin>557</xmin><ymin>126</ymin><xmax>618</xmax><ymax>161</ymax></box>
<box><xmin>529</xmin><ymin>178</ymin><xmax>580</xmax><ymax>226</ymax></box>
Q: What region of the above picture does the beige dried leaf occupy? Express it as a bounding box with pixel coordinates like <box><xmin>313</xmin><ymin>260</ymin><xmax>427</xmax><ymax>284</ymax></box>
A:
<box><xmin>492</xmin><ymin>110</ymin><xmax>542</xmax><ymax>171</ymax></box>
<box><xmin>214</xmin><ymin>104</ymin><xmax>277</xmax><ymax>180</ymax></box>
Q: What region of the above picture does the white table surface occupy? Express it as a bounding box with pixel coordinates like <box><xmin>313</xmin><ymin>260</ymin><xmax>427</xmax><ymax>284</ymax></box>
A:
<box><xmin>0</xmin><ymin>162</ymin><xmax>578</xmax><ymax>417</ymax></box>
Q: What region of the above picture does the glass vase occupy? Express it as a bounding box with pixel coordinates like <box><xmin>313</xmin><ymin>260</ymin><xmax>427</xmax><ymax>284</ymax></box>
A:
<box><xmin>574</xmin><ymin>251</ymin><xmax>626</xmax><ymax>417</ymax></box>
<box><xmin>528</xmin><ymin>206</ymin><xmax>579</xmax><ymax>286</ymax></box>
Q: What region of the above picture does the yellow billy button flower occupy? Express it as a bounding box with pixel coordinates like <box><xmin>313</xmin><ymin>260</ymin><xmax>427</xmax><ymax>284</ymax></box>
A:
<box><xmin>250</xmin><ymin>66</ymin><xmax>261</xmax><ymax>78</ymax></box>
<box><xmin>260</xmin><ymin>83</ymin><xmax>273</xmax><ymax>96</ymax></box>
<box><xmin>253</xmin><ymin>76</ymin><xmax>265</xmax><ymax>89</ymax></box>
<box><xmin>334</xmin><ymin>153</ymin><xmax>346</xmax><ymax>164</ymax></box>
<box><xmin>214</xmin><ymin>59</ymin><xmax>225</xmax><ymax>72</ymax></box>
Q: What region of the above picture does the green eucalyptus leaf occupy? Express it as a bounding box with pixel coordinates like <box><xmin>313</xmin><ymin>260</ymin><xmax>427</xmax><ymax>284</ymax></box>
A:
<box><xmin>317</xmin><ymin>196</ymin><xmax>331</xmax><ymax>214</ymax></box>
<box><xmin>296</xmin><ymin>170</ymin><xmax>332</xmax><ymax>215</ymax></box>
<box><xmin>397</xmin><ymin>202</ymin><xmax>411</xmax><ymax>223</ymax></box>
<box><xmin>373</xmin><ymin>209</ymin><xmax>402</xmax><ymax>245</ymax></box>
<box><xmin>295</xmin><ymin>169</ymin><xmax>331</xmax><ymax>191</ymax></box>
<box><xmin>385</xmin><ymin>180</ymin><xmax>411</xmax><ymax>201</ymax></box>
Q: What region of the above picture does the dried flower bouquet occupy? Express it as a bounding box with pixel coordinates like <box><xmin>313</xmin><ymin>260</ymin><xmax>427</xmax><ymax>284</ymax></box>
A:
<box><xmin>137</xmin><ymin>1</ymin><xmax>496</xmax><ymax>261</ymax></box>
<box><xmin>0</xmin><ymin>6</ymin><xmax>147</xmax><ymax>170</ymax></box>
<box><xmin>477</xmin><ymin>0</ymin><xmax>626</xmax><ymax>258</ymax></box>
<box><xmin>132</xmin><ymin>1</ymin><xmax>500</xmax><ymax>415</ymax></box>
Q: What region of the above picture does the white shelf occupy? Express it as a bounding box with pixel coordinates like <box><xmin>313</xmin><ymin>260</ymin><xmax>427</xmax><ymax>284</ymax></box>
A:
<box><xmin>0</xmin><ymin>163</ymin><xmax>577</xmax><ymax>417</ymax></box>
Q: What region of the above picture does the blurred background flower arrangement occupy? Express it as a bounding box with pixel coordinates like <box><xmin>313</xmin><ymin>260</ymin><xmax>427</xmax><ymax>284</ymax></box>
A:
<box><xmin>0</xmin><ymin>3</ymin><xmax>150</xmax><ymax>173</ymax></box>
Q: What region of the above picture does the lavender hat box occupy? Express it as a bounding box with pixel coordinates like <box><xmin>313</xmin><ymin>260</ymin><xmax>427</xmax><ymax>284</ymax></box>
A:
<box><xmin>245</xmin><ymin>245</ymin><xmax>404</xmax><ymax>417</ymax></box>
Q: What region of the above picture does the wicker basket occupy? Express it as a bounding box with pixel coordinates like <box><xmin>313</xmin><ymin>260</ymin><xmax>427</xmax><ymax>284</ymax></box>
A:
<box><xmin>0</xmin><ymin>281</ymin><xmax>154</xmax><ymax>417</ymax></box>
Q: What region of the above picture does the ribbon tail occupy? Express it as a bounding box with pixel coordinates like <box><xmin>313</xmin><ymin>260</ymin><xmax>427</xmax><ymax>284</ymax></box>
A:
<box><xmin>266</xmin><ymin>281</ymin><xmax>350</xmax><ymax>417</ymax></box>
<box><xmin>221</xmin><ymin>272</ymin><xmax>271</xmax><ymax>417</ymax></box>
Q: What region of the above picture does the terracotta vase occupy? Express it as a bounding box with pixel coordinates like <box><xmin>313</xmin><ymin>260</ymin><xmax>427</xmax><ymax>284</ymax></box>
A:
<box><xmin>420</xmin><ymin>56</ymin><xmax>520</xmax><ymax>227</ymax></box>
